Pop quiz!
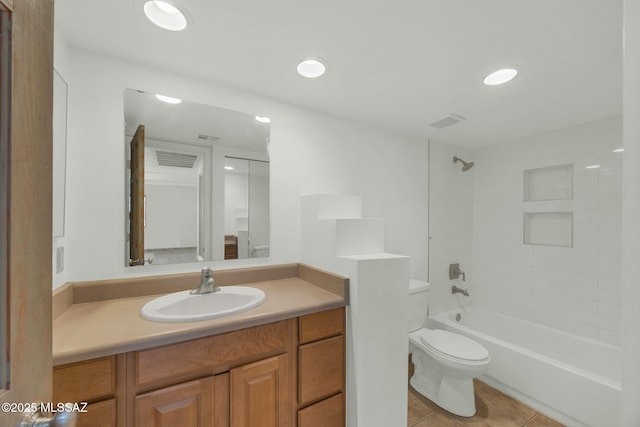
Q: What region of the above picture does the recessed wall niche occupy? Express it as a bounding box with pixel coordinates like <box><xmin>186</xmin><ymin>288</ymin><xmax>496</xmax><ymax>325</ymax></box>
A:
<box><xmin>523</xmin><ymin>212</ymin><xmax>573</xmax><ymax>247</ymax></box>
<box><xmin>524</xmin><ymin>164</ymin><xmax>573</xmax><ymax>201</ymax></box>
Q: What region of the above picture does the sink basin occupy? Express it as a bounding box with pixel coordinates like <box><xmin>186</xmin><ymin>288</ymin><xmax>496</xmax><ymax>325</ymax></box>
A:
<box><xmin>141</xmin><ymin>286</ymin><xmax>266</xmax><ymax>323</ymax></box>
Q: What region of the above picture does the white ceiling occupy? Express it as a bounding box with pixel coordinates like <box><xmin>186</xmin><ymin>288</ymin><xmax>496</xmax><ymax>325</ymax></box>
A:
<box><xmin>56</xmin><ymin>0</ymin><xmax>623</xmax><ymax>148</ymax></box>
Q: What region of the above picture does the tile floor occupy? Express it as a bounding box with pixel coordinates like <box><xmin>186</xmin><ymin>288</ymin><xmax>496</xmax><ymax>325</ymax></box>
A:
<box><xmin>408</xmin><ymin>380</ymin><xmax>565</xmax><ymax>427</ymax></box>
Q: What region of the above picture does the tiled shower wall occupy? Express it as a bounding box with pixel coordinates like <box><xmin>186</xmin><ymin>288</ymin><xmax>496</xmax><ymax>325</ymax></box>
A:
<box><xmin>428</xmin><ymin>141</ymin><xmax>474</xmax><ymax>315</ymax></box>
<box><xmin>472</xmin><ymin>116</ymin><xmax>622</xmax><ymax>346</ymax></box>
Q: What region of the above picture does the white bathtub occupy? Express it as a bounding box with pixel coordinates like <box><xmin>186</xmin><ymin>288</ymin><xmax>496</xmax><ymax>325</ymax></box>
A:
<box><xmin>428</xmin><ymin>306</ymin><xmax>621</xmax><ymax>426</ymax></box>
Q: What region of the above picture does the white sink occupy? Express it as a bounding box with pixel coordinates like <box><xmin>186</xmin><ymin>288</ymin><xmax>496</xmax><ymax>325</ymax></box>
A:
<box><xmin>141</xmin><ymin>286</ymin><xmax>266</xmax><ymax>323</ymax></box>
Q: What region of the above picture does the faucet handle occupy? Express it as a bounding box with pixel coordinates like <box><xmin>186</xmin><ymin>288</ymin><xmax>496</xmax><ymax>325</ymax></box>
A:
<box><xmin>449</xmin><ymin>263</ymin><xmax>466</xmax><ymax>281</ymax></box>
<box><xmin>191</xmin><ymin>267</ymin><xmax>219</xmax><ymax>294</ymax></box>
<box><xmin>201</xmin><ymin>267</ymin><xmax>213</xmax><ymax>279</ymax></box>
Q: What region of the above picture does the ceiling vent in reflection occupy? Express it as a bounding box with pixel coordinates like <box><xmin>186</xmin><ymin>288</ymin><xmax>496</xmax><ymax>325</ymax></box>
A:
<box><xmin>197</xmin><ymin>134</ymin><xmax>220</xmax><ymax>142</ymax></box>
<box><xmin>428</xmin><ymin>113</ymin><xmax>466</xmax><ymax>129</ymax></box>
<box><xmin>155</xmin><ymin>150</ymin><xmax>199</xmax><ymax>168</ymax></box>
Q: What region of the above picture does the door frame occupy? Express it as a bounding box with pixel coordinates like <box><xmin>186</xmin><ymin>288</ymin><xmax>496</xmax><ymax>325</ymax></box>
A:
<box><xmin>0</xmin><ymin>0</ymin><xmax>54</xmax><ymax>425</ymax></box>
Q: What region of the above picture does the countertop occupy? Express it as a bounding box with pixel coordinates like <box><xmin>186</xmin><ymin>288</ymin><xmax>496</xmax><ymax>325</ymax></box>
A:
<box><xmin>53</xmin><ymin>265</ymin><xmax>348</xmax><ymax>366</ymax></box>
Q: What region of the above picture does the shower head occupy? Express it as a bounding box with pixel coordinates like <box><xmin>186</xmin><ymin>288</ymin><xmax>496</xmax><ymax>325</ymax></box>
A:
<box><xmin>453</xmin><ymin>156</ymin><xmax>474</xmax><ymax>171</ymax></box>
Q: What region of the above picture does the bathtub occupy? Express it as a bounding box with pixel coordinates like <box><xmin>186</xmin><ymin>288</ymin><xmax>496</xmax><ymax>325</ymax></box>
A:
<box><xmin>428</xmin><ymin>306</ymin><xmax>621</xmax><ymax>427</ymax></box>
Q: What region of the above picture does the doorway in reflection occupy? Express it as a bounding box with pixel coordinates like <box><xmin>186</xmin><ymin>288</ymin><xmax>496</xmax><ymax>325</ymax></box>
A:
<box><xmin>142</xmin><ymin>141</ymin><xmax>209</xmax><ymax>265</ymax></box>
<box><xmin>224</xmin><ymin>157</ymin><xmax>270</xmax><ymax>259</ymax></box>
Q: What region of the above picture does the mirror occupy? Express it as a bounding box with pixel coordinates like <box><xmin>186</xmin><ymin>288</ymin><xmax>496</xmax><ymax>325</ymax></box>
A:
<box><xmin>52</xmin><ymin>69</ymin><xmax>68</xmax><ymax>238</ymax></box>
<box><xmin>124</xmin><ymin>89</ymin><xmax>270</xmax><ymax>266</ymax></box>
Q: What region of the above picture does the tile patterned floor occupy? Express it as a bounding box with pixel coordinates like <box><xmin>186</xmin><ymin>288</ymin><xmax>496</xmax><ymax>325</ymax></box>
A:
<box><xmin>408</xmin><ymin>380</ymin><xmax>565</xmax><ymax>427</ymax></box>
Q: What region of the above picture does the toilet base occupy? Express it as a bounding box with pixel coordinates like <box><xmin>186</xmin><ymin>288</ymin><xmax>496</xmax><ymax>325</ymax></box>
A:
<box><xmin>410</xmin><ymin>351</ymin><xmax>477</xmax><ymax>417</ymax></box>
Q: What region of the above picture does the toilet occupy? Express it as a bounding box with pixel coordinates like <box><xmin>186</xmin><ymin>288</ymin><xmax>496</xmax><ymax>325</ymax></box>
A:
<box><xmin>408</xmin><ymin>279</ymin><xmax>490</xmax><ymax>417</ymax></box>
<box><xmin>252</xmin><ymin>245</ymin><xmax>269</xmax><ymax>258</ymax></box>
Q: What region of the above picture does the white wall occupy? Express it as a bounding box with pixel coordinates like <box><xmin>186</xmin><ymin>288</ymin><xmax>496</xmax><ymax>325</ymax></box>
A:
<box><xmin>473</xmin><ymin>117</ymin><xmax>623</xmax><ymax>346</ymax></box>
<box><xmin>427</xmin><ymin>141</ymin><xmax>474</xmax><ymax>315</ymax></box>
<box><xmin>248</xmin><ymin>162</ymin><xmax>270</xmax><ymax>253</ymax></box>
<box><xmin>224</xmin><ymin>172</ymin><xmax>248</xmax><ymax>236</ymax></box>
<box><xmin>144</xmin><ymin>184</ymin><xmax>197</xmax><ymax>249</ymax></box>
<box><xmin>300</xmin><ymin>195</ymin><xmax>410</xmax><ymax>427</ymax></box>
<box><xmin>52</xmin><ymin>26</ymin><xmax>72</xmax><ymax>289</ymax></box>
<box><xmin>622</xmin><ymin>0</ymin><xmax>640</xmax><ymax>422</ymax></box>
<box><xmin>62</xmin><ymin>47</ymin><xmax>428</xmax><ymax>283</ymax></box>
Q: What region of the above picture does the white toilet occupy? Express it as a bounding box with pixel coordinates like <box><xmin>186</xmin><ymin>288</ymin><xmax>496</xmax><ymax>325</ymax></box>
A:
<box><xmin>408</xmin><ymin>280</ymin><xmax>490</xmax><ymax>417</ymax></box>
<box><xmin>252</xmin><ymin>245</ymin><xmax>270</xmax><ymax>258</ymax></box>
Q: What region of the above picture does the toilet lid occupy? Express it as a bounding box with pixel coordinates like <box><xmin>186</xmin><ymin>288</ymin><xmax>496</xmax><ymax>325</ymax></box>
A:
<box><xmin>419</xmin><ymin>329</ymin><xmax>489</xmax><ymax>362</ymax></box>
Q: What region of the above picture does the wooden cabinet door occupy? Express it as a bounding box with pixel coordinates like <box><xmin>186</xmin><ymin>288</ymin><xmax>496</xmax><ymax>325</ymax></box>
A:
<box><xmin>231</xmin><ymin>354</ymin><xmax>290</xmax><ymax>427</ymax></box>
<box><xmin>136</xmin><ymin>374</ymin><xmax>229</xmax><ymax>427</ymax></box>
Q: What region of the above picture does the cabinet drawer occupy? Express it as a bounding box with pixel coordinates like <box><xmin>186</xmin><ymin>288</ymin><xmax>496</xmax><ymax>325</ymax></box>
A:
<box><xmin>299</xmin><ymin>307</ymin><xmax>344</xmax><ymax>344</ymax></box>
<box><xmin>298</xmin><ymin>393</ymin><xmax>344</xmax><ymax>427</ymax></box>
<box><xmin>136</xmin><ymin>321</ymin><xmax>289</xmax><ymax>386</ymax></box>
<box><xmin>53</xmin><ymin>356</ymin><xmax>116</xmax><ymax>403</ymax></box>
<box><xmin>77</xmin><ymin>399</ymin><xmax>116</xmax><ymax>427</ymax></box>
<box><xmin>298</xmin><ymin>336</ymin><xmax>344</xmax><ymax>405</ymax></box>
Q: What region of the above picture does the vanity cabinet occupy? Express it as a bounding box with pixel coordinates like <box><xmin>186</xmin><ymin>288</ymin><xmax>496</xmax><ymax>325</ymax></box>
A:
<box><xmin>53</xmin><ymin>307</ymin><xmax>345</xmax><ymax>427</ymax></box>
<box><xmin>52</xmin><ymin>355</ymin><xmax>125</xmax><ymax>427</ymax></box>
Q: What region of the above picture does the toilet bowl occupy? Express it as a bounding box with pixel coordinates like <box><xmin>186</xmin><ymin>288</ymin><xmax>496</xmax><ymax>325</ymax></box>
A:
<box><xmin>409</xmin><ymin>328</ymin><xmax>490</xmax><ymax>416</ymax></box>
<box><xmin>408</xmin><ymin>280</ymin><xmax>490</xmax><ymax>417</ymax></box>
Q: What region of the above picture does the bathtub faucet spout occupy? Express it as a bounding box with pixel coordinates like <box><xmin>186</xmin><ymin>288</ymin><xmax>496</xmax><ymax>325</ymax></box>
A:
<box><xmin>452</xmin><ymin>285</ymin><xmax>469</xmax><ymax>297</ymax></box>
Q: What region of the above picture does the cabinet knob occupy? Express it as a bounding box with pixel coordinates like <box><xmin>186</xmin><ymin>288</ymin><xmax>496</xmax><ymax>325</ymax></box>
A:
<box><xmin>20</xmin><ymin>409</ymin><xmax>77</xmax><ymax>427</ymax></box>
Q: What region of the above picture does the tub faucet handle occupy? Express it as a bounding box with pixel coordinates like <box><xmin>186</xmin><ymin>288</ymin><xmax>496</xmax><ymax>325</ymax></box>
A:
<box><xmin>449</xmin><ymin>263</ymin><xmax>466</xmax><ymax>281</ymax></box>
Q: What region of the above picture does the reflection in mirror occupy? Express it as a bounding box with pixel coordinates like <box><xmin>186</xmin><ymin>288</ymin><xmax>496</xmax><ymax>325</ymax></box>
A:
<box><xmin>224</xmin><ymin>157</ymin><xmax>270</xmax><ymax>259</ymax></box>
<box><xmin>124</xmin><ymin>89</ymin><xmax>269</xmax><ymax>266</ymax></box>
<box><xmin>0</xmin><ymin>2</ymin><xmax>10</xmax><ymax>390</ymax></box>
<box><xmin>52</xmin><ymin>69</ymin><xmax>68</xmax><ymax>238</ymax></box>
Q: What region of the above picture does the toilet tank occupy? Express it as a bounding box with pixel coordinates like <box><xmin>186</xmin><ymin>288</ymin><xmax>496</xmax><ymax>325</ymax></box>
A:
<box><xmin>253</xmin><ymin>245</ymin><xmax>269</xmax><ymax>258</ymax></box>
<box><xmin>409</xmin><ymin>279</ymin><xmax>430</xmax><ymax>332</ymax></box>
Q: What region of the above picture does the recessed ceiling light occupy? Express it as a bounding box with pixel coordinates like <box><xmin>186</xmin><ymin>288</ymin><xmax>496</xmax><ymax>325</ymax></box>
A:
<box><xmin>585</xmin><ymin>164</ymin><xmax>601</xmax><ymax>169</ymax></box>
<box><xmin>297</xmin><ymin>58</ymin><xmax>326</xmax><ymax>78</ymax></box>
<box><xmin>155</xmin><ymin>94</ymin><xmax>182</xmax><ymax>104</ymax></box>
<box><xmin>483</xmin><ymin>68</ymin><xmax>519</xmax><ymax>86</ymax></box>
<box><xmin>255</xmin><ymin>115</ymin><xmax>271</xmax><ymax>124</ymax></box>
<box><xmin>613</xmin><ymin>148</ymin><xmax>624</xmax><ymax>153</ymax></box>
<box><xmin>224</xmin><ymin>166</ymin><xmax>234</xmax><ymax>170</ymax></box>
<box><xmin>143</xmin><ymin>1</ymin><xmax>188</xmax><ymax>31</ymax></box>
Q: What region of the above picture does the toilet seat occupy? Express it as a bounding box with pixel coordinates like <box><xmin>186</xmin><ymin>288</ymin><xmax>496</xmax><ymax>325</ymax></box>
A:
<box><xmin>415</xmin><ymin>329</ymin><xmax>489</xmax><ymax>364</ymax></box>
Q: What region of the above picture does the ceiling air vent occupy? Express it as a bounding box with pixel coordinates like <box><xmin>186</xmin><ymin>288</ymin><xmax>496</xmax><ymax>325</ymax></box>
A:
<box><xmin>197</xmin><ymin>134</ymin><xmax>220</xmax><ymax>142</ymax></box>
<box><xmin>428</xmin><ymin>113</ymin><xmax>466</xmax><ymax>129</ymax></box>
<box><xmin>155</xmin><ymin>150</ymin><xmax>199</xmax><ymax>168</ymax></box>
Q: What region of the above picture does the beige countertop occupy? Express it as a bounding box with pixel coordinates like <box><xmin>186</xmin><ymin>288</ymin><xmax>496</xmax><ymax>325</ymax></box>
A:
<box><xmin>53</xmin><ymin>265</ymin><xmax>348</xmax><ymax>366</ymax></box>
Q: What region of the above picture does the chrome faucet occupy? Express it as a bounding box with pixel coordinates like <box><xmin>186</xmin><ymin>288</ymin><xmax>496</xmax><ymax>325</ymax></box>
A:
<box><xmin>190</xmin><ymin>267</ymin><xmax>220</xmax><ymax>294</ymax></box>
<box><xmin>451</xmin><ymin>285</ymin><xmax>469</xmax><ymax>297</ymax></box>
